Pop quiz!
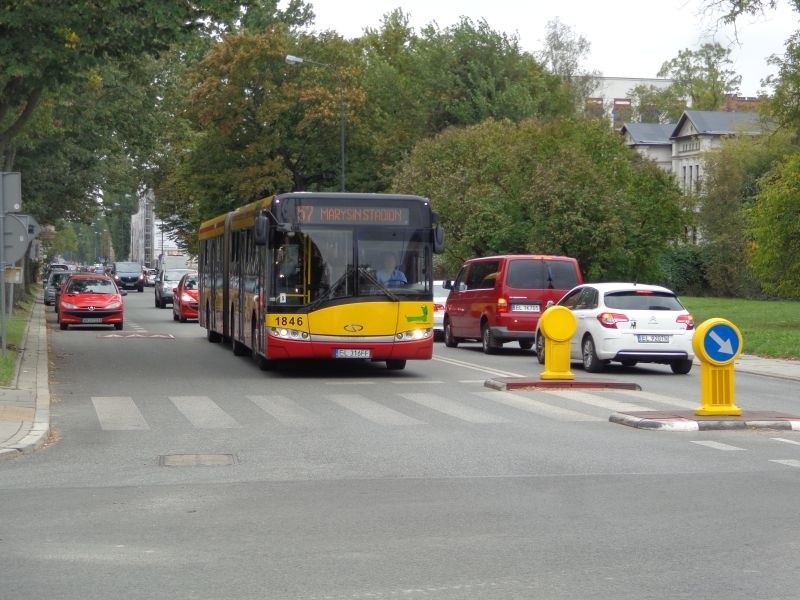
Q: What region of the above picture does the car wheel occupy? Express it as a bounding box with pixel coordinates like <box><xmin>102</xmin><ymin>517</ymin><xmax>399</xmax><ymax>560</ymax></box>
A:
<box><xmin>154</xmin><ymin>296</ymin><xmax>159</xmax><ymax>308</ymax></box>
<box><xmin>443</xmin><ymin>319</ymin><xmax>459</xmax><ymax>348</ymax></box>
<box><xmin>519</xmin><ymin>340</ymin><xmax>534</xmax><ymax>350</ymax></box>
<box><xmin>60</xmin><ymin>322</ymin><xmax>68</xmax><ymax>331</ymax></box>
<box><xmin>582</xmin><ymin>336</ymin><xmax>604</xmax><ymax>373</ymax></box>
<box><xmin>179</xmin><ymin>314</ymin><xmax>187</xmax><ymax>323</ymax></box>
<box><xmin>386</xmin><ymin>359</ymin><xmax>407</xmax><ymax>370</ymax></box>
<box><xmin>535</xmin><ymin>333</ymin><xmax>545</xmax><ymax>365</ymax></box>
<box><xmin>115</xmin><ymin>322</ymin><xmax>123</xmax><ymax>331</ymax></box>
<box><xmin>481</xmin><ymin>323</ymin><xmax>499</xmax><ymax>354</ymax></box>
<box><xmin>670</xmin><ymin>359</ymin><xmax>693</xmax><ymax>374</ymax></box>
<box><xmin>173</xmin><ymin>311</ymin><xmax>179</xmax><ymax>321</ymax></box>
<box><xmin>138</xmin><ymin>286</ymin><xmax>144</xmax><ymax>292</ymax></box>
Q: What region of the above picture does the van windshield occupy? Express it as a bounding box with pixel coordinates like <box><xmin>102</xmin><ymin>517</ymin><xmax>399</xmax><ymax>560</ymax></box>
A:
<box><xmin>506</xmin><ymin>259</ymin><xmax>580</xmax><ymax>290</ymax></box>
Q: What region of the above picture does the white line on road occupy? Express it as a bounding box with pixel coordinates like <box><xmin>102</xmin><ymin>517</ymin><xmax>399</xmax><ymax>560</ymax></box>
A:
<box><xmin>92</xmin><ymin>397</ymin><xmax>149</xmax><ymax>430</ymax></box>
<box><xmin>399</xmin><ymin>393</ymin><xmax>510</xmax><ymax>423</ymax></box>
<box><xmin>432</xmin><ymin>355</ymin><xmax>526</xmax><ymax>378</ymax></box>
<box><xmin>169</xmin><ymin>396</ymin><xmax>240</xmax><ymax>429</ymax></box>
<box><xmin>690</xmin><ymin>440</ymin><xmax>746</xmax><ymax>451</ymax></box>
<box><xmin>475</xmin><ymin>390</ymin><xmax>604</xmax><ymax>422</ymax></box>
<box><xmin>247</xmin><ymin>395</ymin><xmax>320</xmax><ymax>428</ymax></box>
<box><xmin>771</xmin><ymin>437</ymin><xmax>800</xmax><ymax>446</ymax></box>
<box><xmin>769</xmin><ymin>459</ymin><xmax>800</xmax><ymax>468</ymax></box>
<box><xmin>543</xmin><ymin>390</ymin><xmax>652</xmax><ymax>413</ymax></box>
<box><xmin>327</xmin><ymin>394</ymin><xmax>424</xmax><ymax>426</ymax></box>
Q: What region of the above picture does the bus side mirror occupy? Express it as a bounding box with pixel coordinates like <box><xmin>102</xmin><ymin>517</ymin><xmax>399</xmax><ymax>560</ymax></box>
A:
<box><xmin>254</xmin><ymin>214</ymin><xmax>269</xmax><ymax>246</ymax></box>
<box><xmin>433</xmin><ymin>225</ymin><xmax>445</xmax><ymax>254</ymax></box>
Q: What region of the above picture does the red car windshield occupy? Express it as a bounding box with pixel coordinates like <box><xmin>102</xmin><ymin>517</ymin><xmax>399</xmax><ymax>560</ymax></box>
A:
<box><xmin>67</xmin><ymin>279</ymin><xmax>117</xmax><ymax>294</ymax></box>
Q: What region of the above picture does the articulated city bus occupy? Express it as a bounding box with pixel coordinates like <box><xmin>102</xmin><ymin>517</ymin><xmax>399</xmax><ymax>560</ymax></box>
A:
<box><xmin>198</xmin><ymin>192</ymin><xmax>445</xmax><ymax>370</ymax></box>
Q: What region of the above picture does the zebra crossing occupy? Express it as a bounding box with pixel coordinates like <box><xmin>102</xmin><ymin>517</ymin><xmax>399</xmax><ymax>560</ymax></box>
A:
<box><xmin>79</xmin><ymin>387</ymin><xmax>800</xmax><ymax>469</ymax></box>
<box><xmin>83</xmin><ymin>387</ymin><xmax>726</xmax><ymax>432</ymax></box>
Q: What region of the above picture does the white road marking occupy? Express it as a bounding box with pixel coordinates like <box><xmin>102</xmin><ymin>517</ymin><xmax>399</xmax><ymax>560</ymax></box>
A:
<box><xmin>399</xmin><ymin>393</ymin><xmax>510</xmax><ymax>423</ymax></box>
<box><xmin>771</xmin><ymin>437</ymin><xmax>800</xmax><ymax>446</ymax></box>
<box><xmin>247</xmin><ymin>395</ymin><xmax>320</xmax><ymax>428</ymax></box>
<box><xmin>432</xmin><ymin>355</ymin><xmax>526</xmax><ymax>378</ymax></box>
<box><xmin>92</xmin><ymin>397</ymin><xmax>149</xmax><ymax>430</ymax></box>
<box><xmin>474</xmin><ymin>390</ymin><xmax>604</xmax><ymax>422</ymax></box>
<box><xmin>326</xmin><ymin>394</ymin><xmax>424</xmax><ymax>426</ymax></box>
<box><xmin>690</xmin><ymin>440</ymin><xmax>746</xmax><ymax>451</ymax></box>
<box><xmin>769</xmin><ymin>459</ymin><xmax>800</xmax><ymax>468</ymax></box>
<box><xmin>544</xmin><ymin>390</ymin><xmax>652</xmax><ymax>412</ymax></box>
<box><xmin>616</xmin><ymin>389</ymin><xmax>699</xmax><ymax>410</ymax></box>
<box><xmin>169</xmin><ymin>396</ymin><xmax>240</xmax><ymax>429</ymax></box>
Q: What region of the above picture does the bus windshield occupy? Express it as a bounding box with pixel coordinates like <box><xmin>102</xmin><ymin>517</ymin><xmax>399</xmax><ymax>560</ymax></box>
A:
<box><xmin>269</xmin><ymin>227</ymin><xmax>432</xmax><ymax>306</ymax></box>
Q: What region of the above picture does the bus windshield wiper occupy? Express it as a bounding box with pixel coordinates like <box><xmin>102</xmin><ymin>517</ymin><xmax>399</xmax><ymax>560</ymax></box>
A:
<box><xmin>307</xmin><ymin>268</ymin><xmax>352</xmax><ymax>312</ymax></box>
<box><xmin>358</xmin><ymin>267</ymin><xmax>399</xmax><ymax>301</ymax></box>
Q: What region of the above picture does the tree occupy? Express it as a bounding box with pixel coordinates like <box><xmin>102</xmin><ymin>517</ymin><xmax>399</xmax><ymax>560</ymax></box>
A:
<box><xmin>657</xmin><ymin>43</ymin><xmax>742</xmax><ymax>109</ymax></box>
<box><xmin>750</xmin><ymin>153</ymin><xmax>800</xmax><ymax>297</ymax></box>
<box><xmin>536</xmin><ymin>18</ymin><xmax>600</xmax><ymax>111</ymax></box>
<box><xmin>699</xmin><ymin>130</ymin><xmax>795</xmax><ymax>296</ymax></box>
<box><xmin>0</xmin><ymin>0</ymin><xmax>249</xmax><ymax>169</ymax></box>
<box><xmin>627</xmin><ymin>84</ymin><xmax>688</xmax><ymax>123</ymax></box>
<box><xmin>392</xmin><ymin>117</ymin><xmax>687</xmax><ymax>281</ymax></box>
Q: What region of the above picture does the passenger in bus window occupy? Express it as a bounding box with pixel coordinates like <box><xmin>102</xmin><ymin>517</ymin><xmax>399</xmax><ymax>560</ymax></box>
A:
<box><xmin>377</xmin><ymin>252</ymin><xmax>407</xmax><ymax>287</ymax></box>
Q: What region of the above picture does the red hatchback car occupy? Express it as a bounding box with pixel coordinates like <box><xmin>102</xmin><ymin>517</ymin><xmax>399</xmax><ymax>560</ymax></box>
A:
<box><xmin>58</xmin><ymin>274</ymin><xmax>125</xmax><ymax>330</ymax></box>
<box><xmin>172</xmin><ymin>271</ymin><xmax>199</xmax><ymax>322</ymax></box>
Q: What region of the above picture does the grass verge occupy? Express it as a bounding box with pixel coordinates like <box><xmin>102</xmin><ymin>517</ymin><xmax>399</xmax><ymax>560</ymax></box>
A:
<box><xmin>683</xmin><ymin>297</ymin><xmax>800</xmax><ymax>360</ymax></box>
<box><xmin>0</xmin><ymin>287</ymin><xmax>37</xmax><ymax>386</ymax></box>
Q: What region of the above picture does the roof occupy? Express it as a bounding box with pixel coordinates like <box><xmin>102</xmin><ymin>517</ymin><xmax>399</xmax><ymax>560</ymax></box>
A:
<box><xmin>621</xmin><ymin>122</ymin><xmax>675</xmax><ymax>144</ymax></box>
<box><xmin>672</xmin><ymin>110</ymin><xmax>766</xmax><ymax>137</ymax></box>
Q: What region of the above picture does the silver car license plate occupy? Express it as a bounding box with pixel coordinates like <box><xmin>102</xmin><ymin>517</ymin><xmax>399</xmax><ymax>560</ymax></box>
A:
<box><xmin>335</xmin><ymin>348</ymin><xmax>371</xmax><ymax>358</ymax></box>
<box><xmin>637</xmin><ymin>334</ymin><xmax>670</xmax><ymax>343</ymax></box>
<box><xmin>511</xmin><ymin>304</ymin><xmax>540</xmax><ymax>312</ymax></box>
<box><xmin>81</xmin><ymin>318</ymin><xmax>104</xmax><ymax>324</ymax></box>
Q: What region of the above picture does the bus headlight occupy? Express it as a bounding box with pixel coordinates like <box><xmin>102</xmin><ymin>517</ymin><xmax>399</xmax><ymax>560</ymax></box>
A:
<box><xmin>269</xmin><ymin>327</ymin><xmax>310</xmax><ymax>341</ymax></box>
<box><xmin>395</xmin><ymin>328</ymin><xmax>432</xmax><ymax>341</ymax></box>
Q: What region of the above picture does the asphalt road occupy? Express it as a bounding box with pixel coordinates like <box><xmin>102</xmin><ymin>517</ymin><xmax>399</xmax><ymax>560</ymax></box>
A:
<box><xmin>1</xmin><ymin>291</ymin><xmax>799</xmax><ymax>600</ymax></box>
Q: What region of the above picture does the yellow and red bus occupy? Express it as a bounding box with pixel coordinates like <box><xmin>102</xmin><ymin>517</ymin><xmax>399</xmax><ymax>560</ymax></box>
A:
<box><xmin>198</xmin><ymin>192</ymin><xmax>445</xmax><ymax>370</ymax></box>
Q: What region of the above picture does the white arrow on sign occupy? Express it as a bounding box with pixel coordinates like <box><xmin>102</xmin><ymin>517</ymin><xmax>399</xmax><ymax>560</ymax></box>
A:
<box><xmin>709</xmin><ymin>329</ymin><xmax>734</xmax><ymax>355</ymax></box>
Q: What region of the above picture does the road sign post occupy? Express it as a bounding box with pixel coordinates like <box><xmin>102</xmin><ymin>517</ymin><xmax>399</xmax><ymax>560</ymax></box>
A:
<box><xmin>539</xmin><ymin>305</ymin><xmax>577</xmax><ymax>380</ymax></box>
<box><xmin>693</xmin><ymin>318</ymin><xmax>744</xmax><ymax>416</ymax></box>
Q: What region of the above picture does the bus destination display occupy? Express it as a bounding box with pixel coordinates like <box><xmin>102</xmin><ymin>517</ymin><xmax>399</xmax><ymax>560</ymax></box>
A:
<box><xmin>295</xmin><ymin>205</ymin><xmax>410</xmax><ymax>226</ymax></box>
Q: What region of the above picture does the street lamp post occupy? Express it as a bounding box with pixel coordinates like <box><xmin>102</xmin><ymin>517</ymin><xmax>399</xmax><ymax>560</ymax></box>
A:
<box><xmin>285</xmin><ymin>54</ymin><xmax>346</xmax><ymax>191</ymax></box>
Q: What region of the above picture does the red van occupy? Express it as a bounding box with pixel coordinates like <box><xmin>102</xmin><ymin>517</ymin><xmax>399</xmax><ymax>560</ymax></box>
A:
<box><xmin>443</xmin><ymin>255</ymin><xmax>582</xmax><ymax>353</ymax></box>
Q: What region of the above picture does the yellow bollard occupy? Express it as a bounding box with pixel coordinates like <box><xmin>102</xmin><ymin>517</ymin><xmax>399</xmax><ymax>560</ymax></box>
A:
<box><xmin>693</xmin><ymin>318</ymin><xmax>743</xmax><ymax>416</ymax></box>
<box><xmin>539</xmin><ymin>305</ymin><xmax>577</xmax><ymax>380</ymax></box>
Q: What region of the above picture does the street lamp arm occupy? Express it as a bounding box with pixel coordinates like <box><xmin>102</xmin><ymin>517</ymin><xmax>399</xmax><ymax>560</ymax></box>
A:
<box><xmin>285</xmin><ymin>54</ymin><xmax>346</xmax><ymax>192</ymax></box>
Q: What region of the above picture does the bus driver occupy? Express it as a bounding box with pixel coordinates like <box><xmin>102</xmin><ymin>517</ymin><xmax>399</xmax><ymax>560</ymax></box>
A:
<box><xmin>376</xmin><ymin>252</ymin><xmax>407</xmax><ymax>287</ymax></box>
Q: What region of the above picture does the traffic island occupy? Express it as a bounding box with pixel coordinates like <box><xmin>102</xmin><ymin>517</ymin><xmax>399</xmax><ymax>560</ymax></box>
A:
<box><xmin>610</xmin><ymin>410</ymin><xmax>800</xmax><ymax>431</ymax></box>
<box><xmin>485</xmin><ymin>378</ymin><xmax>641</xmax><ymax>391</ymax></box>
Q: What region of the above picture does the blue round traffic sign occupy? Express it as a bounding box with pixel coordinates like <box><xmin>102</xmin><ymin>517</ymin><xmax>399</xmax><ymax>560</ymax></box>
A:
<box><xmin>694</xmin><ymin>318</ymin><xmax>743</xmax><ymax>365</ymax></box>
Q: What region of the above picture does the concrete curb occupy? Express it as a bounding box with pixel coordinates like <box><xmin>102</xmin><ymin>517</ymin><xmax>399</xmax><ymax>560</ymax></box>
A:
<box><xmin>610</xmin><ymin>411</ymin><xmax>800</xmax><ymax>432</ymax></box>
<box><xmin>0</xmin><ymin>296</ymin><xmax>50</xmax><ymax>459</ymax></box>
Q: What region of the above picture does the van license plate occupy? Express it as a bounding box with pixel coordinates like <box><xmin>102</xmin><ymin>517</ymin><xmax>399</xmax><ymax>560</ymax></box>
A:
<box><xmin>81</xmin><ymin>318</ymin><xmax>104</xmax><ymax>324</ymax></box>
<box><xmin>512</xmin><ymin>304</ymin><xmax>540</xmax><ymax>312</ymax></box>
<box><xmin>335</xmin><ymin>349</ymin><xmax>371</xmax><ymax>358</ymax></box>
<box><xmin>637</xmin><ymin>334</ymin><xmax>670</xmax><ymax>343</ymax></box>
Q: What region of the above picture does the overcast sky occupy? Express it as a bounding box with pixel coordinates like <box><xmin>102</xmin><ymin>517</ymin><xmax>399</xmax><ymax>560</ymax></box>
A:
<box><xmin>290</xmin><ymin>0</ymin><xmax>798</xmax><ymax>97</ymax></box>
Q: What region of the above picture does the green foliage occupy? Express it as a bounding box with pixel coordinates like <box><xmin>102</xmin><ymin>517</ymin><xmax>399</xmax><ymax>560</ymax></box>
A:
<box><xmin>658</xmin><ymin>244</ymin><xmax>709</xmax><ymax>296</ymax></box>
<box><xmin>699</xmin><ymin>132</ymin><xmax>794</xmax><ymax>297</ymax></box>
<box><xmin>627</xmin><ymin>84</ymin><xmax>687</xmax><ymax>123</ymax></box>
<box><xmin>392</xmin><ymin>117</ymin><xmax>688</xmax><ymax>280</ymax></box>
<box><xmin>750</xmin><ymin>153</ymin><xmax>800</xmax><ymax>297</ymax></box>
<box><xmin>658</xmin><ymin>43</ymin><xmax>742</xmax><ymax>110</ymax></box>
